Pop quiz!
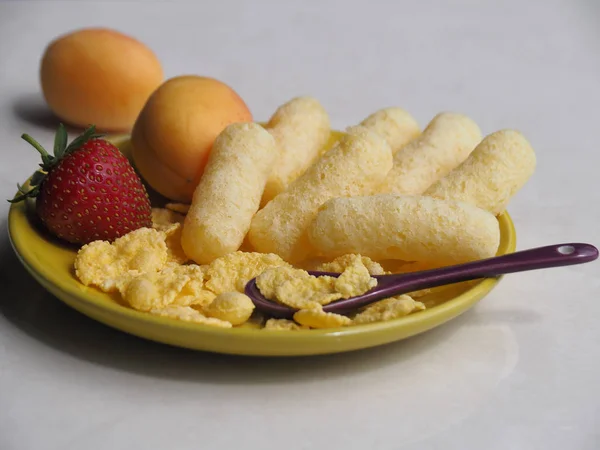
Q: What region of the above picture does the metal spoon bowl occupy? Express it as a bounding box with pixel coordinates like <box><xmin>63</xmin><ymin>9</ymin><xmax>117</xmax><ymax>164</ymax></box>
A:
<box><xmin>245</xmin><ymin>243</ymin><xmax>599</xmax><ymax>319</ymax></box>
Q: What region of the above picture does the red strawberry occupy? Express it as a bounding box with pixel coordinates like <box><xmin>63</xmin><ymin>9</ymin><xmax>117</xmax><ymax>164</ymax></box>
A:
<box><xmin>9</xmin><ymin>124</ymin><xmax>152</xmax><ymax>245</ymax></box>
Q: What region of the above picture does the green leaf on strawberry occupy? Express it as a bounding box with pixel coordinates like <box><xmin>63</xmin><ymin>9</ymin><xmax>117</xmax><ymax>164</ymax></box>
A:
<box><xmin>53</xmin><ymin>123</ymin><xmax>68</xmax><ymax>160</ymax></box>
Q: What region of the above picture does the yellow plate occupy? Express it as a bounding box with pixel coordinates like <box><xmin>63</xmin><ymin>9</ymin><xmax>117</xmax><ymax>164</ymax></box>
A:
<box><xmin>7</xmin><ymin>131</ymin><xmax>516</xmax><ymax>356</ymax></box>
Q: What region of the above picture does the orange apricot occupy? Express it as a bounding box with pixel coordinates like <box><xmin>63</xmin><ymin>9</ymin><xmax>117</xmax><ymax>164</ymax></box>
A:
<box><xmin>40</xmin><ymin>27</ymin><xmax>163</xmax><ymax>131</ymax></box>
<box><xmin>131</xmin><ymin>75</ymin><xmax>253</xmax><ymax>202</ymax></box>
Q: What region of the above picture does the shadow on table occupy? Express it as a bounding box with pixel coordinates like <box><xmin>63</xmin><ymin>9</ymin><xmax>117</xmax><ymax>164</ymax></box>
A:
<box><xmin>0</xmin><ymin>221</ymin><xmax>540</xmax><ymax>385</ymax></box>
<box><xmin>12</xmin><ymin>93</ymin><xmax>81</xmax><ymax>133</ymax></box>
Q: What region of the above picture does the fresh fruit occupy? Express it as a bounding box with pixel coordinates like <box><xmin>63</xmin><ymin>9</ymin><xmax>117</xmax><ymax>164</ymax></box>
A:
<box><xmin>40</xmin><ymin>27</ymin><xmax>164</xmax><ymax>131</ymax></box>
<box><xmin>9</xmin><ymin>125</ymin><xmax>152</xmax><ymax>245</ymax></box>
<box><xmin>131</xmin><ymin>75</ymin><xmax>253</xmax><ymax>202</ymax></box>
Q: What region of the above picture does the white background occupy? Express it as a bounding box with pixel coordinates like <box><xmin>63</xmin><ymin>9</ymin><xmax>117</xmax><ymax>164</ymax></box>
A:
<box><xmin>1</xmin><ymin>1</ymin><xmax>599</xmax><ymax>449</ymax></box>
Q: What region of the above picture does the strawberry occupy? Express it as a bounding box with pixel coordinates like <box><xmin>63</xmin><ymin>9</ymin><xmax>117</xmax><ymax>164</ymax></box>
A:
<box><xmin>9</xmin><ymin>124</ymin><xmax>152</xmax><ymax>245</ymax></box>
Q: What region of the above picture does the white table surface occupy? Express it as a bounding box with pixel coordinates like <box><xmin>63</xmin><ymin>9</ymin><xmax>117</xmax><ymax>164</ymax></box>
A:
<box><xmin>1</xmin><ymin>1</ymin><xmax>599</xmax><ymax>449</ymax></box>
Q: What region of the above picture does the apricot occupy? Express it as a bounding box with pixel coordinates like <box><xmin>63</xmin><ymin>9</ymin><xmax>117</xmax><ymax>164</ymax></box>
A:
<box><xmin>40</xmin><ymin>27</ymin><xmax>163</xmax><ymax>131</ymax></box>
<box><xmin>130</xmin><ymin>75</ymin><xmax>253</xmax><ymax>202</ymax></box>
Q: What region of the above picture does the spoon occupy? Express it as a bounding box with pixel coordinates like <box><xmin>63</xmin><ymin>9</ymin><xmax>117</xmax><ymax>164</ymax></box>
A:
<box><xmin>245</xmin><ymin>243</ymin><xmax>598</xmax><ymax>319</ymax></box>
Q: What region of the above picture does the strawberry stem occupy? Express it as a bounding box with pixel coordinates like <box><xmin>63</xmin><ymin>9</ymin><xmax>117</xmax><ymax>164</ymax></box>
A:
<box><xmin>21</xmin><ymin>133</ymin><xmax>52</xmax><ymax>167</ymax></box>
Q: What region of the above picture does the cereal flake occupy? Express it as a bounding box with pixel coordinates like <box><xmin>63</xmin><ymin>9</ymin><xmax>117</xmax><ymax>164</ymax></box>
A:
<box><xmin>317</xmin><ymin>254</ymin><xmax>385</xmax><ymax>275</ymax></box>
<box><xmin>74</xmin><ymin>227</ymin><xmax>168</xmax><ymax>291</ymax></box>
<box><xmin>352</xmin><ymin>295</ymin><xmax>425</xmax><ymax>325</ymax></box>
<box><xmin>293</xmin><ymin>304</ymin><xmax>352</xmax><ymax>329</ymax></box>
<box><xmin>150</xmin><ymin>306</ymin><xmax>232</xmax><ymax>328</ymax></box>
<box><xmin>204</xmin><ymin>251</ymin><xmax>291</xmax><ymax>294</ymax></box>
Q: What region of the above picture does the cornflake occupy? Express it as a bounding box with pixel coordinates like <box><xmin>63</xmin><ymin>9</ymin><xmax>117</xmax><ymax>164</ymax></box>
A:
<box><xmin>256</xmin><ymin>266</ymin><xmax>307</xmax><ymax>299</ymax></box>
<box><xmin>334</xmin><ymin>258</ymin><xmax>377</xmax><ymax>298</ymax></box>
<box><xmin>162</xmin><ymin>223</ymin><xmax>189</xmax><ymax>264</ymax></box>
<box><xmin>150</xmin><ymin>306</ymin><xmax>232</xmax><ymax>328</ymax></box>
<box><xmin>74</xmin><ymin>227</ymin><xmax>168</xmax><ymax>292</ymax></box>
<box><xmin>151</xmin><ymin>207</ymin><xmax>185</xmax><ymax>234</ymax></box>
<box><xmin>352</xmin><ymin>295</ymin><xmax>425</xmax><ymax>325</ymax></box>
<box><xmin>204</xmin><ymin>251</ymin><xmax>291</xmax><ymax>294</ymax></box>
<box><xmin>293</xmin><ymin>304</ymin><xmax>352</xmax><ymax>329</ymax></box>
<box><xmin>275</xmin><ymin>276</ymin><xmax>342</xmax><ymax>308</ymax></box>
<box><xmin>181</xmin><ymin>289</ymin><xmax>216</xmax><ymax>309</ymax></box>
<box><xmin>317</xmin><ymin>254</ymin><xmax>385</xmax><ymax>275</ymax></box>
<box><xmin>123</xmin><ymin>263</ymin><xmax>204</xmax><ymax>312</ymax></box>
<box><xmin>256</xmin><ymin>260</ymin><xmax>377</xmax><ymax>308</ymax></box>
<box><xmin>257</xmin><ymin>266</ymin><xmax>341</xmax><ymax>308</ymax></box>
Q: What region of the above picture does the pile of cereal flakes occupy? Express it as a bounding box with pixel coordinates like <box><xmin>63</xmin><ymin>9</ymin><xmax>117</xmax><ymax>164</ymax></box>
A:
<box><xmin>73</xmin><ymin>205</ymin><xmax>426</xmax><ymax>330</ymax></box>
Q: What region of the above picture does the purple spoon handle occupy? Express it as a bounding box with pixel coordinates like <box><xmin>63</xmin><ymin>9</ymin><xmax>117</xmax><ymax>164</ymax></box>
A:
<box><xmin>323</xmin><ymin>242</ymin><xmax>598</xmax><ymax>314</ymax></box>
